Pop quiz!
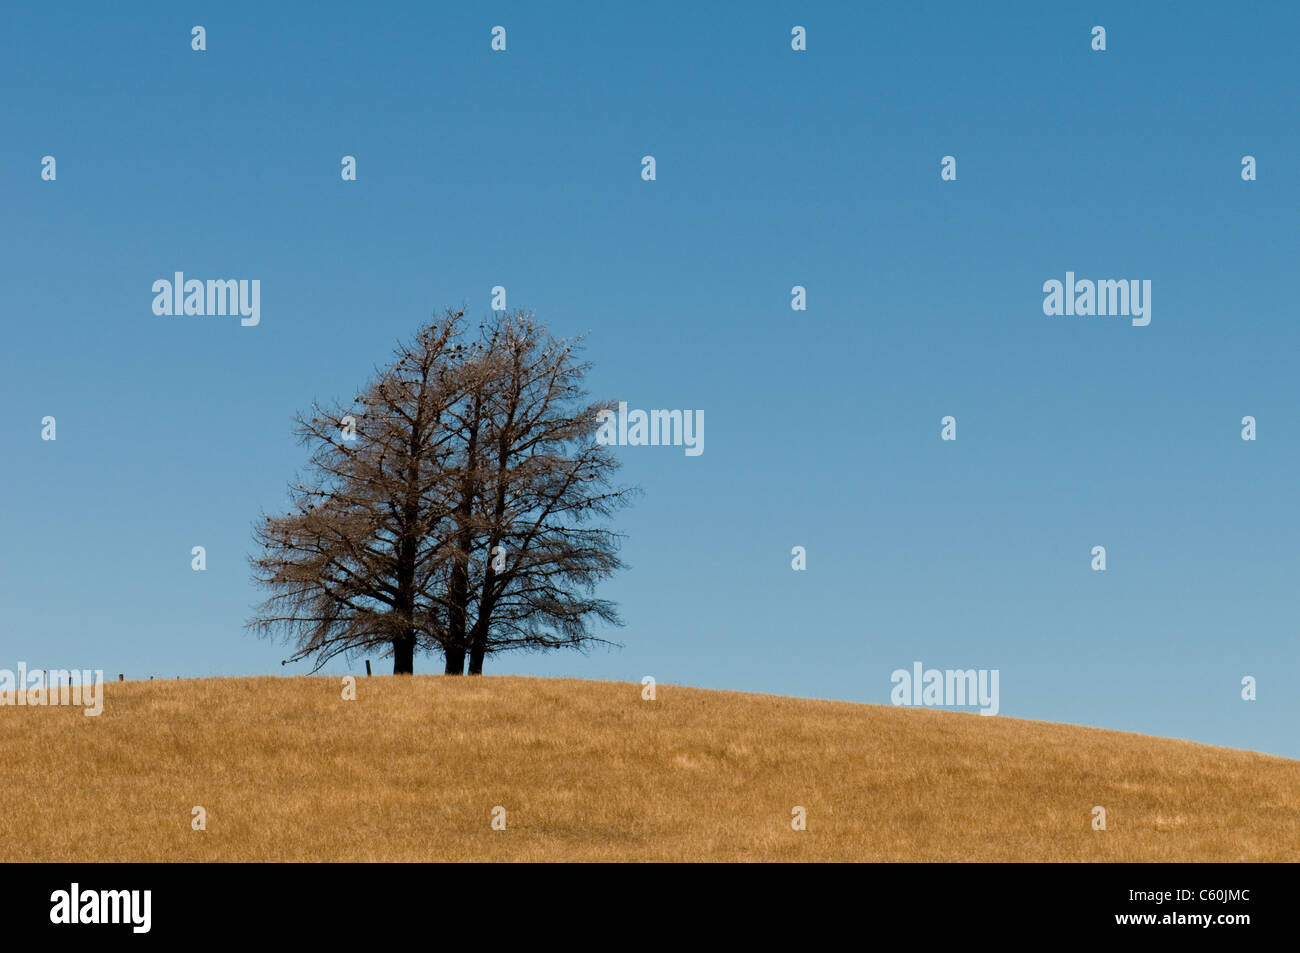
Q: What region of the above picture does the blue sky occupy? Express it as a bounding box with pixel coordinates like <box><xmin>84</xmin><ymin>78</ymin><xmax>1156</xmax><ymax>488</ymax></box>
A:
<box><xmin>3</xmin><ymin>2</ymin><xmax>1298</xmax><ymax>757</ymax></box>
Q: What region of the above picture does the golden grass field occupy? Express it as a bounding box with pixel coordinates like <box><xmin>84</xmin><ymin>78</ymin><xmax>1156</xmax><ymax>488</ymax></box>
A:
<box><xmin>2</xmin><ymin>674</ymin><xmax>1297</xmax><ymax>861</ymax></box>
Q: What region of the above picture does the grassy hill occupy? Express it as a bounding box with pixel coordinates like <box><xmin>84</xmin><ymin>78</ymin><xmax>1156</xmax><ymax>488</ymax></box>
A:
<box><xmin>2</xmin><ymin>675</ymin><xmax>1296</xmax><ymax>861</ymax></box>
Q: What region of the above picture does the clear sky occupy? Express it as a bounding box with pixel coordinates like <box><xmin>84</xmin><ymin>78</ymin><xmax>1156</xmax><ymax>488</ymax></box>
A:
<box><xmin>3</xmin><ymin>2</ymin><xmax>1298</xmax><ymax>757</ymax></box>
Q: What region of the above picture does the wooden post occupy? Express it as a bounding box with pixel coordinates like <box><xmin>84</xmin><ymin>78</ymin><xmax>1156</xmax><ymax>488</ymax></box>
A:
<box><xmin>365</xmin><ymin>660</ymin><xmax>372</xmax><ymax>677</ymax></box>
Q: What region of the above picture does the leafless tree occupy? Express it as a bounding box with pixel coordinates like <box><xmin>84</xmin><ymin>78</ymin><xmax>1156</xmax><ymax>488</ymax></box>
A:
<box><xmin>248</xmin><ymin>309</ymin><xmax>636</xmax><ymax>676</ymax></box>
<box><xmin>456</xmin><ymin>311</ymin><xmax>636</xmax><ymax>674</ymax></box>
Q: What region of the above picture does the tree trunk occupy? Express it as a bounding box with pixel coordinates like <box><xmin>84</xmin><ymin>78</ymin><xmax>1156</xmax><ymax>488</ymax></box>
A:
<box><xmin>445</xmin><ymin>410</ymin><xmax>480</xmax><ymax>679</ymax></box>
<box><xmin>392</xmin><ymin>634</ymin><xmax>415</xmax><ymax>675</ymax></box>
<box><xmin>467</xmin><ymin>609</ymin><xmax>491</xmax><ymax>675</ymax></box>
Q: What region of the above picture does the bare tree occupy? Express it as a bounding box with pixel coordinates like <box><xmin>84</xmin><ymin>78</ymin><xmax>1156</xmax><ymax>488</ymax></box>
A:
<box><xmin>458</xmin><ymin>312</ymin><xmax>635</xmax><ymax>674</ymax></box>
<box><xmin>248</xmin><ymin>308</ymin><xmax>636</xmax><ymax>676</ymax></box>
<box><xmin>248</xmin><ymin>313</ymin><xmax>463</xmax><ymax>674</ymax></box>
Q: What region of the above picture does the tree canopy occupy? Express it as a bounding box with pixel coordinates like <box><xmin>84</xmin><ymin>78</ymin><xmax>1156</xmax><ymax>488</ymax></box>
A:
<box><xmin>248</xmin><ymin>309</ymin><xmax>637</xmax><ymax>675</ymax></box>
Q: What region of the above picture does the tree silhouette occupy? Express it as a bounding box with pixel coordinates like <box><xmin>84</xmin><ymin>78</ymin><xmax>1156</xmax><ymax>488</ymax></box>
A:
<box><xmin>248</xmin><ymin>309</ymin><xmax>636</xmax><ymax>675</ymax></box>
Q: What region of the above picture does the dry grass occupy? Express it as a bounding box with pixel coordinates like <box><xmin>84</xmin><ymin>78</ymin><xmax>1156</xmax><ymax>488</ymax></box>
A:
<box><xmin>1</xmin><ymin>675</ymin><xmax>1296</xmax><ymax>861</ymax></box>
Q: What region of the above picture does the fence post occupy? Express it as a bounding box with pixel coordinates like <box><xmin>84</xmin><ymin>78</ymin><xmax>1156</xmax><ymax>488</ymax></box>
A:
<box><xmin>365</xmin><ymin>660</ymin><xmax>372</xmax><ymax>677</ymax></box>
